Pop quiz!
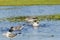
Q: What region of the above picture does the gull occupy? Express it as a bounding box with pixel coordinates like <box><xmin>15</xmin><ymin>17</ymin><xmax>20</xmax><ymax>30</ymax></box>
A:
<box><xmin>25</xmin><ymin>16</ymin><xmax>37</xmax><ymax>23</ymax></box>
<box><xmin>3</xmin><ymin>32</ymin><xmax>17</xmax><ymax>40</ymax></box>
<box><xmin>32</xmin><ymin>20</ymin><xmax>39</xmax><ymax>29</ymax></box>
<box><xmin>2</xmin><ymin>26</ymin><xmax>24</xmax><ymax>40</ymax></box>
<box><xmin>25</xmin><ymin>17</ymin><xmax>37</xmax><ymax>26</ymax></box>
<box><xmin>9</xmin><ymin>26</ymin><xmax>24</xmax><ymax>32</ymax></box>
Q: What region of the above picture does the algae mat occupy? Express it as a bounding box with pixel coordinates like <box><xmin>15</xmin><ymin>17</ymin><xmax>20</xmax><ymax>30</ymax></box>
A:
<box><xmin>0</xmin><ymin>0</ymin><xmax>60</xmax><ymax>6</ymax></box>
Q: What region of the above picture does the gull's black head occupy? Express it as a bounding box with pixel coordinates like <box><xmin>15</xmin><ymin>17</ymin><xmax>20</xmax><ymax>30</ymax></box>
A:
<box><xmin>9</xmin><ymin>27</ymin><xmax>14</xmax><ymax>32</ymax></box>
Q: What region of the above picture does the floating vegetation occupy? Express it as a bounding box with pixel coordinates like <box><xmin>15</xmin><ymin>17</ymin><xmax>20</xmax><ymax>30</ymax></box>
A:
<box><xmin>0</xmin><ymin>14</ymin><xmax>60</xmax><ymax>22</ymax></box>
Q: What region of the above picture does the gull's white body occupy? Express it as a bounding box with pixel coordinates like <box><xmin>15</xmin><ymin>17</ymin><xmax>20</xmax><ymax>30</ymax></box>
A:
<box><xmin>3</xmin><ymin>32</ymin><xmax>17</xmax><ymax>38</ymax></box>
<box><xmin>12</xmin><ymin>26</ymin><xmax>24</xmax><ymax>31</ymax></box>
<box><xmin>32</xmin><ymin>22</ymin><xmax>39</xmax><ymax>29</ymax></box>
<box><xmin>25</xmin><ymin>18</ymin><xmax>34</xmax><ymax>23</ymax></box>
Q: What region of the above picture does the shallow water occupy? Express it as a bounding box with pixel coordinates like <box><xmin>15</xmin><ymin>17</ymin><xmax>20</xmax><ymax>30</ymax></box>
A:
<box><xmin>0</xmin><ymin>20</ymin><xmax>60</xmax><ymax>40</ymax></box>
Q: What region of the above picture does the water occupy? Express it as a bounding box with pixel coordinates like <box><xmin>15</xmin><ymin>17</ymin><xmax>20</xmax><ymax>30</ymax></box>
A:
<box><xmin>0</xmin><ymin>6</ymin><xmax>60</xmax><ymax>18</ymax></box>
<box><xmin>0</xmin><ymin>20</ymin><xmax>60</xmax><ymax>40</ymax></box>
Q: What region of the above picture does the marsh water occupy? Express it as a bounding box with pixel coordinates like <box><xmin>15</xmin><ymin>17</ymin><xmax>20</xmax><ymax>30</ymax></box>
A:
<box><xmin>0</xmin><ymin>6</ymin><xmax>60</xmax><ymax>40</ymax></box>
<box><xmin>0</xmin><ymin>20</ymin><xmax>60</xmax><ymax>40</ymax></box>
